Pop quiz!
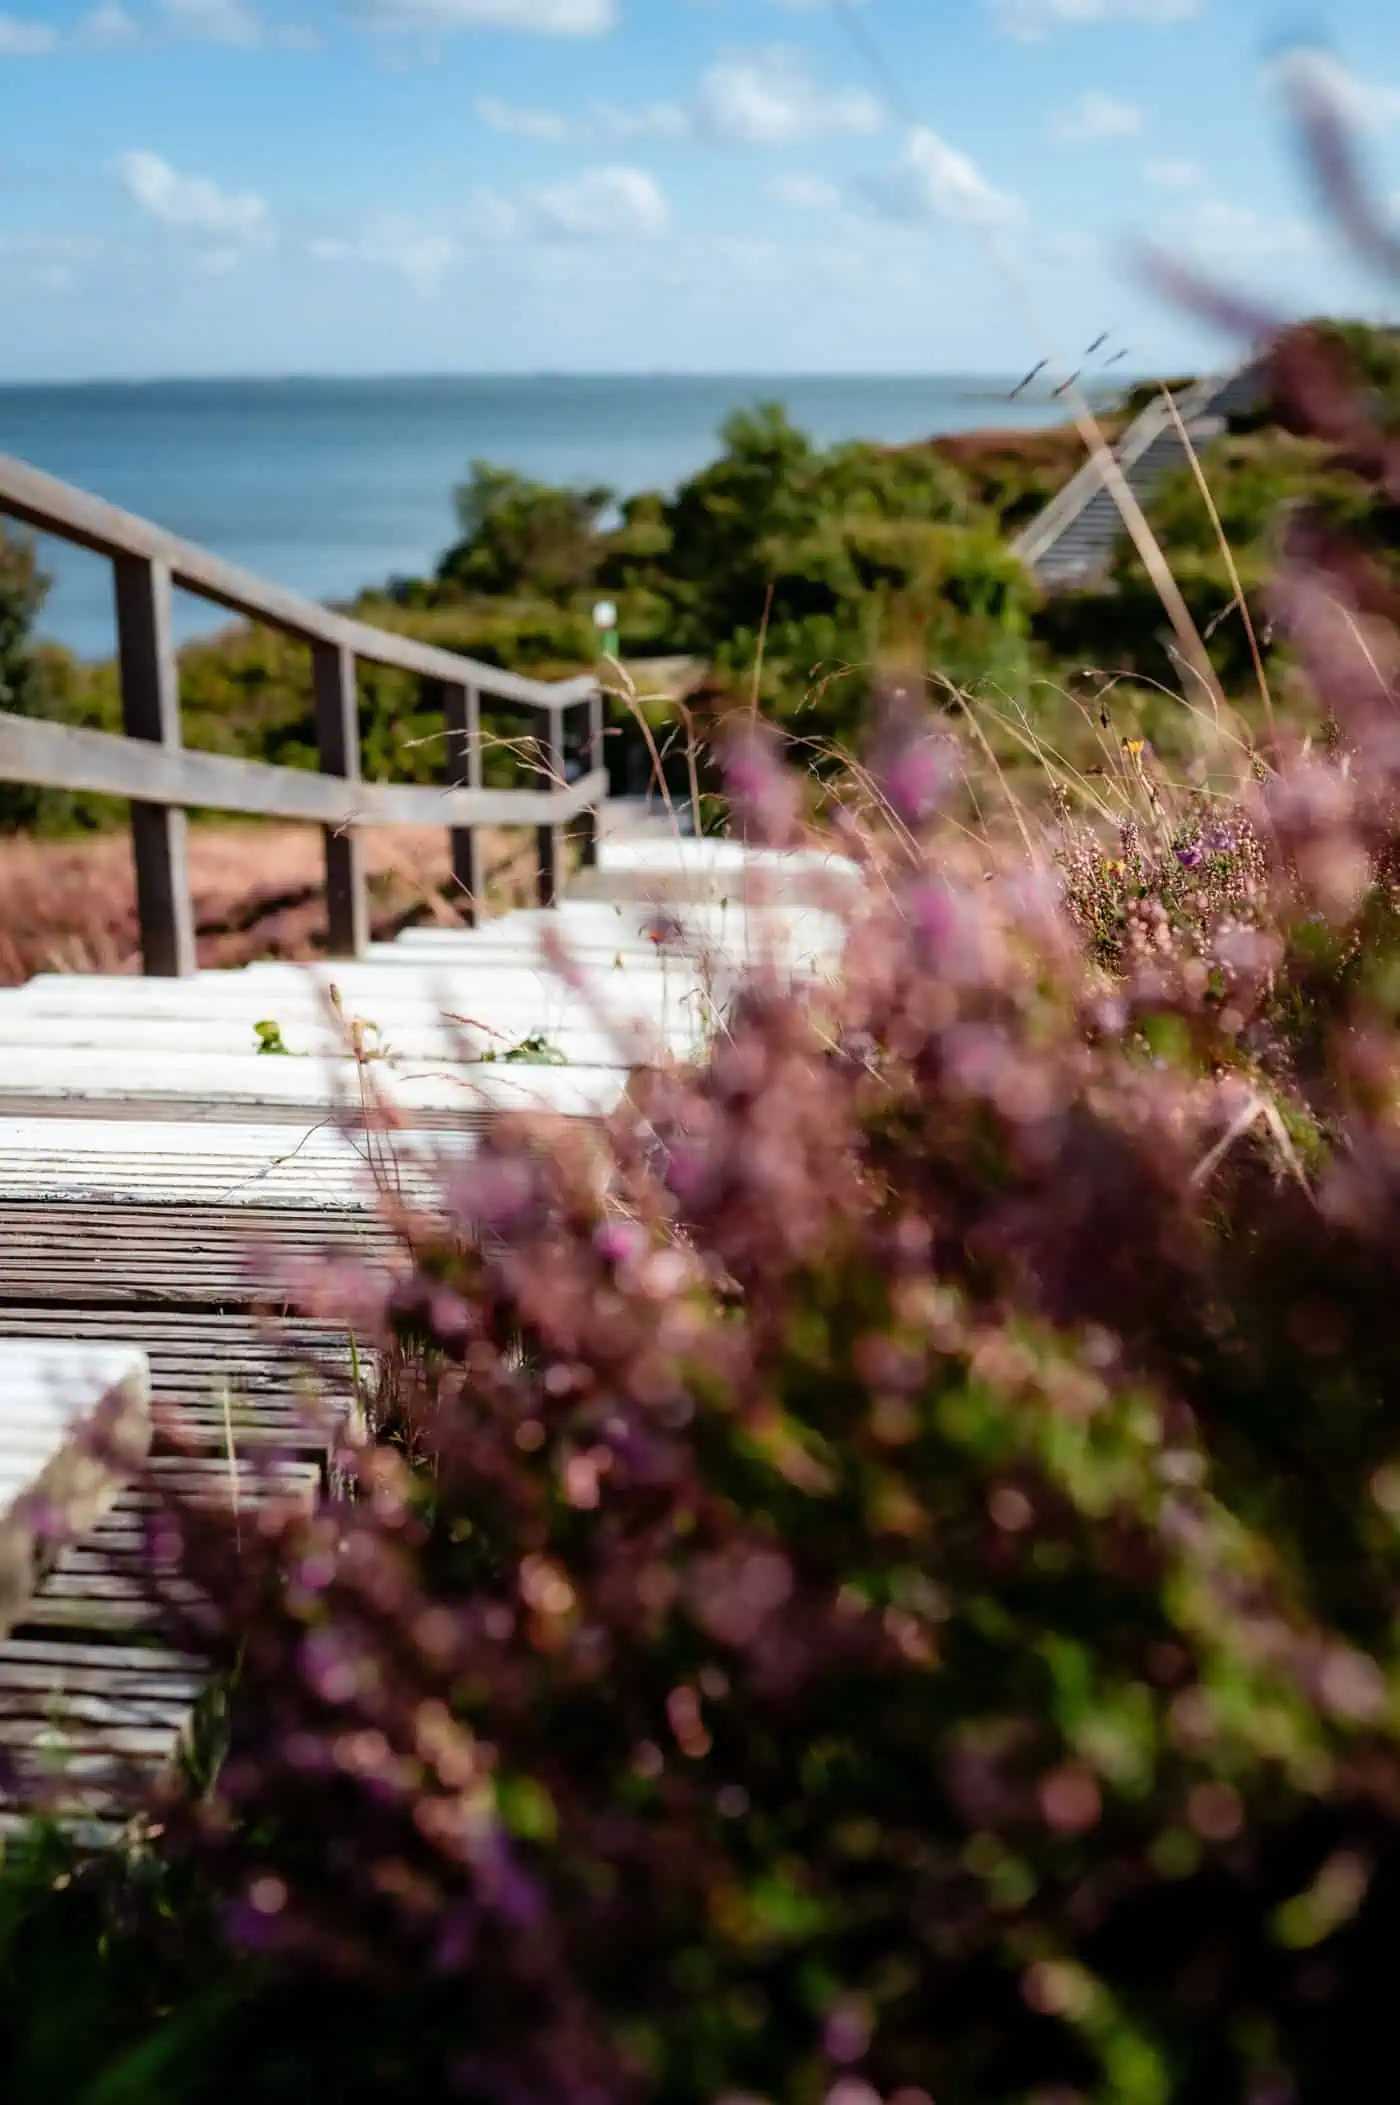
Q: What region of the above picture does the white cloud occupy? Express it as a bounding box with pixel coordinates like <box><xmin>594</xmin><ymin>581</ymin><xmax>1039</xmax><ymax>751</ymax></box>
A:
<box><xmin>1050</xmin><ymin>92</ymin><xmax>1143</xmax><ymax>143</ymax></box>
<box><xmin>1268</xmin><ymin>49</ymin><xmax>1400</xmax><ymax>131</ymax></box>
<box><xmin>767</xmin><ymin>172</ymin><xmax>843</xmax><ymax>210</ymax></box>
<box><xmin>695</xmin><ymin>46</ymin><xmax>883</xmax><ymax>146</ymax></box>
<box><xmin>474</xmin><ymin>94</ymin><xmax>692</xmax><ymax>143</ymax></box>
<box><xmin>593</xmin><ymin>100</ymin><xmax>690</xmax><ymax>140</ymax></box>
<box><xmin>1143</xmin><ymin>157</ymin><xmax>1202</xmax><ymax>186</ymax></box>
<box><xmin>311</xmin><ymin>214</ymin><xmax>458</xmax><ymax>289</ymax></box>
<box><xmin>345</xmin><ymin>0</ymin><xmax>616</xmax><ymax>33</ymax></box>
<box><xmin>115</xmin><ymin>150</ymin><xmax>273</xmax><ymax>243</ymax></box>
<box><xmin>989</xmin><ymin>0</ymin><xmax>1200</xmax><ymax>38</ymax></box>
<box><xmin>526</xmin><ymin>164</ymin><xmax>670</xmax><ymax>240</ymax></box>
<box><xmin>865</xmin><ymin>126</ymin><xmax>1024</xmax><ymax>229</ymax></box>
<box><xmin>160</xmin><ymin>0</ymin><xmax>265</xmax><ymax>41</ymax></box>
<box><xmin>81</xmin><ymin>2</ymin><xmax>140</xmax><ymax>44</ymax></box>
<box><xmin>475</xmin><ymin>95</ymin><xmax>574</xmax><ymax>141</ymax></box>
<box><xmin>0</xmin><ymin>13</ymin><xmax>57</xmax><ymax>53</ymax></box>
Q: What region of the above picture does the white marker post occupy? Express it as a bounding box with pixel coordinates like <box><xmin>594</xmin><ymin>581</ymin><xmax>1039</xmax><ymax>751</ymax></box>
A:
<box><xmin>592</xmin><ymin>599</ymin><xmax>619</xmax><ymax>664</ymax></box>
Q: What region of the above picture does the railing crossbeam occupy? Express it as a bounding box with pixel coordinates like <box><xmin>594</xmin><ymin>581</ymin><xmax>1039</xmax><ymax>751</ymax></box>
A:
<box><xmin>0</xmin><ymin>452</ymin><xmax>610</xmax><ymax>974</ymax></box>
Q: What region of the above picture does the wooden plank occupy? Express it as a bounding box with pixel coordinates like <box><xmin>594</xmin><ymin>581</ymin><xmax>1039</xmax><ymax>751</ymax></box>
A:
<box><xmin>0</xmin><ymin>1343</ymin><xmax>150</xmax><ymax>1640</ymax></box>
<box><xmin>114</xmin><ymin>554</ymin><xmax>197</xmax><ymax>979</ymax></box>
<box><xmin>0</xmin><ymin>1637</ymin><xmax>203</xmax><ymax>1672</ymax></box>
<box><xmin>0</xmin><ymin>1203</ymin><xmax>396</xmax><ymax>1308</ymax></box>
<box><xmin>0</xmin><ymin>999</ymin><xmax>704</xmax><ymax>1063</ymax></box>
<box><xmin>0</xmin><ymin>1021</ymin><xmax>694</xmax><ymax>1077</ymax></box>
<box><xmin>0</xmin><ymin>452</ymin><xmax>597</xmax><ymax>711</ymax></box>
<box><xmin>0</xmin><ymin>1711</ymin><xmax>189</xmax><ymax>1759</ymax></box>
<box><xmin>0</xmin><ymin>715</ymin><xmax>607</xmax><ymax>832</ymax></box>
<box><xmin>0</xmin><ymin>1114</ymin><xmax>459</xmax><ymax>1207</ymax></box>
<box><xmin>0</xmin><ymin>1683</ymin><xmax>196</xmax><ymax>1722</ymax></box>
<box><xmin>0</xmin><ymin>1047</ymin><xmax>630</xmax><ymax>1118</ymax></box>
<box><xmin>387</xmin><ymin>899</ymin><xmax>847</xmax><ymax>957</ymax></box>
<box><xmin>17</xmin><ymin>951</ymin><xmax>702</xmax><ymax>1009</ymax></box>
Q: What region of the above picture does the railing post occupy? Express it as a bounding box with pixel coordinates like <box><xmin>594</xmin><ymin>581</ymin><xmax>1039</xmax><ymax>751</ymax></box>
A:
<box><xmin>443</xmin><ymin>680</ymin><xmax>484</xmax><ymax>925</ymax></box>
<box><xmin>576</xmin><ymin>687</ymin><xmax>605</xmax><ymax>870</ymax></box>
<box><xmin>535</xmin><ymin>704</ymin><xmax>566</xmax><ymax>908</ymax></box>
<box><xmin>312</xmin><ymin>640</ymin><xmax>368</xmax><ymax>958</ymax></box>
<box><xmin>113</xmin><ymin>554</ymin><xmax>196</xmax><ymax>978</ymax></box>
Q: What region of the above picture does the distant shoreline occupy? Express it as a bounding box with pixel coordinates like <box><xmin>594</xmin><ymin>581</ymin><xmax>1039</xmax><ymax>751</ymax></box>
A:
<box><xmin>4</xmin><ymin>373</ymin><xmax>1136</xmax><ymax>659</ymax></box>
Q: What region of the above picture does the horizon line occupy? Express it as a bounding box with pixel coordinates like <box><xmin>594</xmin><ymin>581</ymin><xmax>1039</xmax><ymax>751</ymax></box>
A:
<box><xmin>0</xmin><ymin>366</ymin><xmax>1155</xmax><ymax>392</ymax></box>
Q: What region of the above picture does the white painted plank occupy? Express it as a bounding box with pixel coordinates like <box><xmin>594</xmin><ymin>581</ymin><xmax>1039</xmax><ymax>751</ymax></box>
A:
<box><xmin>0</xmin><ymin>1343</ymin><xmax>150</xmax><ymax>1638</ymax></box>
<box><xmin>390</xmin><ymin>900</ymin><xmax>847</xmax><ymax>952</ymax></box>
<box><xmin>0</xmin><ymin>1048</ymin><xmax>629</xmax><ymax>1118</ymax></box>
<box><xmin>0</xmin><ymin>1010</ymin><xmax>705</xmax><ymax>1066</ymax></box>
<box><xmin>0</xmin><ymin>1117</ymin><xmax>451</xmax><ymax>1206</ymax></box>
<box><xmin>596</xmin><ymin>838</ymin><xmax>860</xmax><ymax>881</ymax></box>
<box><xmin>14</xmin><ymin>956</ymin><xmax>702</xmax><ymax>1008</ymax></box>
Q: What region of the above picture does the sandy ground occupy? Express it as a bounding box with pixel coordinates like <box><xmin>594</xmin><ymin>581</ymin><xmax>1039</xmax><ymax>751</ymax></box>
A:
<box><xmin>0</xmin><ymin>821</ymin><xmax>540</xmax><ymax>984</ymax></box>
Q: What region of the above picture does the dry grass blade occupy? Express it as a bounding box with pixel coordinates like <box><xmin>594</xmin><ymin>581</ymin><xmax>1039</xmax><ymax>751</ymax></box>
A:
<box><xmin>1158</xmin><ymin>386</ymin><xmax>1277</xmax><ymax>740</ymax></box>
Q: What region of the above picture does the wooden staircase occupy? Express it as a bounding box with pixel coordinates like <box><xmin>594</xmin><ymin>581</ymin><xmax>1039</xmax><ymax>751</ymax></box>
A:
<box><xmin>1013</xmin><ymin>361</ymin><xmax>1265</xmax><ymax>590</ymax></box>
<box><xmin>0</xmin><ymin>447</ymin><xmax>861</xmax><ymax>1836</ymax></box>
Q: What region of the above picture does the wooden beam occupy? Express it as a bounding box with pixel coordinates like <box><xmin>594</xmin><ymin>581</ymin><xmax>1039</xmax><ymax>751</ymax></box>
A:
<box><xmin>113</xmin><ymin>555</ymin><xmax>197</xmax><ymax>979</ymax></box>
<box><xmin>0</xmin><ymin>712</ymin><xmax>608</xmax><ymax>830</ymax></box>
<box><xmin>312</xmin><ymin>640</ymin><xmax>368</xmax><ymax>959</ymax></box>
<box><xmin>0</xmin><ymin>453</ymin><xmax>595</xmax><ymax>713</ymax></box>
<box><xmin>443</xmin><ymin>680</ymin><xmax>485</xmax><ymax>925</ymax></box>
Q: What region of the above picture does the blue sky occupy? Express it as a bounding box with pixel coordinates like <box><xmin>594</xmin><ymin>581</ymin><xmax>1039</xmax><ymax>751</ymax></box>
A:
<box><xmin>0</xmin><ymin>0</ymin><xmax>1398</xmax><ymax>380</ymax></box>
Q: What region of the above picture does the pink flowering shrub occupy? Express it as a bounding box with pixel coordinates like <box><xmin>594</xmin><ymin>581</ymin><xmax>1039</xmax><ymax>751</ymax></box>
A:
<box><xmin>144</xmin><ymin>384</ymin><xmax>1400</xmax><ymax>2097</ymax></box>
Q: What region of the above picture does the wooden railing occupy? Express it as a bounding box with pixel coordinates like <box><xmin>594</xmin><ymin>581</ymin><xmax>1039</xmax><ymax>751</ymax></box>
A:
<box><xmin>0</xmin><ymin>453</ymin><xmax>607</xmax><ymax>977</ymax></box>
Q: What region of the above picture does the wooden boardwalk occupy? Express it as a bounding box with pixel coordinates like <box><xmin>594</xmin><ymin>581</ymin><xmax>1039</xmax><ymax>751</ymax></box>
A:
<box><xmin>1013</xmin><ymin>361</ymin><xmax>1265</xmax><ymax>589</ymax></box>
<box><xmin>0</xmin><ymin>451</ymin><xmax>866</xmax><ymax>1834</ymax></box>
<box><xmin>0</xmin><ymin>828</ymin><xmax>849</xmax><ymax>1833</ymax></box>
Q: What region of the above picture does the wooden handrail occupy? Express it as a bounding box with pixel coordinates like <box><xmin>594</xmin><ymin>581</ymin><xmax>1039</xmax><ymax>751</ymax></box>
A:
<box><xmin>0</xmin><ymin>453</ymin><xmax>607</xmax><ymax>975</ymax></box>
<box><xmin>0</xmin><ymin>715</ymin><xmax>608</xmax><ymax>832</ymax></box>
<box><xmin>0</xmin><ymin>453</ymin><xmax>593</xmax><ymax>710</ymax></box>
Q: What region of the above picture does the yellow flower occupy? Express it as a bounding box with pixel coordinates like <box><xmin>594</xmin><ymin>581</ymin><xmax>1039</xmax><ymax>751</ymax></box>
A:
<box><xmin>1124</xmin><ymin>737</ymin><xmax>1146</xmax><ymax>757</ymax></box>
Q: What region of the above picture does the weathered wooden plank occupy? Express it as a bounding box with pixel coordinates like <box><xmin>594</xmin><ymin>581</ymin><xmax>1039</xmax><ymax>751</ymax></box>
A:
<box><xmin>0</xmin><ymin>1637</ymin><xmax>203</xmax><ymax>1673</ymax></box>
<box><xmin>0</xmin><ymin>1203</ymin><xmax>397</xmax><ymax>1310</ymax></box>
<box><xmin>0</xmin><ymin>715</ymin><xmax>607</xmax><ymax>832</ymax></box>
<box><xmin>0</xmin><ymin>1719</ymin><xmax>183</xmax><ymax>1757</ymax></box>
<box><xmin>0</xmin><ymin>1115</ymin><xmax>452</xmax><ymax>1206</ymax></box>
<box><xmin>0</xmin><ymin>1686</ymin><xmax>196</xmax><ymax>1725</ymax></box>
<box><xmin>0</xmin><ymin>452</ymin><xmax>597</xmax><ymax>711</ymax></box>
